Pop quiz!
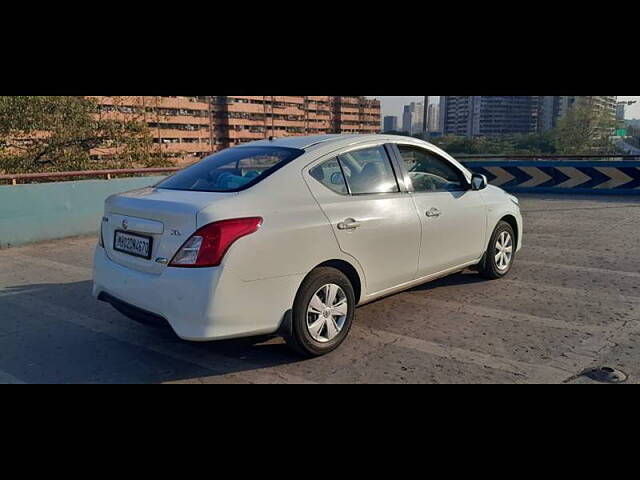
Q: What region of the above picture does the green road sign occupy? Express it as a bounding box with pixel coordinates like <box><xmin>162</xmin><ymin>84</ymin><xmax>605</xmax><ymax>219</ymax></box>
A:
<box><xmin>616</xmin><ymin>129</ymin><xmax>627</xmax><ymax>137</ymax></box>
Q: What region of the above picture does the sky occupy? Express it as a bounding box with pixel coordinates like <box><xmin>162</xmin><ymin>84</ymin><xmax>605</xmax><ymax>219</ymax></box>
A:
<box><xmin>371</xmin><ymin>96</ymin><xmax>640</xmax><ymax>120</ymax></box>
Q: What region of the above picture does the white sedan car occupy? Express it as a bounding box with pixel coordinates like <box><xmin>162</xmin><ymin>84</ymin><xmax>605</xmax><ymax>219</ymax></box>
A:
<box><xmin>93</xmin><ymin>134</ymin><xmax>522</xmax><ymax>356</ymax></box>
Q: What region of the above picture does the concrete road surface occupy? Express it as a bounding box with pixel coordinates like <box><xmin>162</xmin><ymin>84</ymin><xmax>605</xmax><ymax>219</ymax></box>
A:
<box><xmin>1</xmin><ymin>194</ymin><xmax>639</xmax><ymax>384</ymax></box>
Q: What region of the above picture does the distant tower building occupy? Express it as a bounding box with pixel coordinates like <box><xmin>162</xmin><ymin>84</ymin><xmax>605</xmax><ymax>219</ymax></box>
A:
<box><xmin>439</xmin><ymin>97</ymin><xmax>447</xmax><ymax>135</ymax></box>
<box><xmin>442</xmin><ymin>96</ymin><xmax>539</xmax><ymax>138</ymax></box>
<box><xmin>616</xmin><ymin>103</ymin><xmax>625</xmax><ymax>121</ymax></box>
<box><xmin>413</xmin><ymin>103</ymin><xmax>424</xmax><ymax>134</ymax></box>
<box><xmin>427</xmin><ymin>103</ymin><xmax>441</xmax><ymax>133</ymax></box>
<box><xmin>383</xmin><ymin>115</ymin><xmax>398</xmax><ymax>132</ymax></box>
<box><xmin>402</xmin><ymin>102</ymin><xmax>424</xmax><ymax>135</ymax></box>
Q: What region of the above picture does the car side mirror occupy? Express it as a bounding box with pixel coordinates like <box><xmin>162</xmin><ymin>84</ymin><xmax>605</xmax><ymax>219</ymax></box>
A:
<box><xmin>470</xmin><ymin>173</ymin><xmax>488</xmax><ymax>191</ymax></box>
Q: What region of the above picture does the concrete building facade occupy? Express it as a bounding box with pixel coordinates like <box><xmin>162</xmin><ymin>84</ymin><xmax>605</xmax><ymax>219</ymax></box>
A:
<box><xmin>93</xmin><ymin>96</ymin><xmax>213</xmax><ymax>164</ymax></box>
<box><xmin>210</xmin><ymin>96</ymin><xmax>380</xmax><ymax>150</ymax></box>
<box><xmin>93</xmin><ymin>96</ymin><xmax>381</xmax><ymax>164</ymax></box>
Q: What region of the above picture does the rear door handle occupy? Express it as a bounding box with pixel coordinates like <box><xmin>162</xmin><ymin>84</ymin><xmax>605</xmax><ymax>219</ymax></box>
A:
<box><xmin>425</xmin><ymin>208</ymin><xmax>441</xmax><ymax>218</ymax></box>
<box><xmin>337</xmin><ymin>218</ymin><xmax>362</xmax><ymax>230</ymax></box>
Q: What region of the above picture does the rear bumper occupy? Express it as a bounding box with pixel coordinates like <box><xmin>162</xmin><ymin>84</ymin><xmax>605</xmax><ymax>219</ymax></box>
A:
<box><xmin>92</xmin><ymin>246</ymin><xmax>304</xmax><ymax>341</ymax></box>
<box><xmin>98</xmin><ymin>291</ymin><xmax>170</xmax><ymax>327</ymax></box>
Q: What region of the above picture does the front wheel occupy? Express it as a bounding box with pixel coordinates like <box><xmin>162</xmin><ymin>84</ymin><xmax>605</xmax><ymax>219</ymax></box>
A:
<box><xmin>478</xmin><ymin>221</ymin><xmax>516</xmax><ymax>279</ymax></box>
<box><xmin>285</xmin><ymin>267</ymin><xmax>355</xmax><ymax>357</ymax></box>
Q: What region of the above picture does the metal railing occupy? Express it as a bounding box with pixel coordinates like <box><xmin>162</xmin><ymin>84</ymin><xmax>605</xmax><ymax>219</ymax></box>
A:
<box><xmin>0</xmin><ymin>167</ymin><xmax>180</xmax><ymax>185</ymax></box>
<box><xmin>456</xmin><ymin>154</ymin><xmax>640</xmax><ymax>160</ymax></box>
<box><xmin>2</xmin><ymin>154</ymin><xmax>640</xmax><ymax>186</ymax></box>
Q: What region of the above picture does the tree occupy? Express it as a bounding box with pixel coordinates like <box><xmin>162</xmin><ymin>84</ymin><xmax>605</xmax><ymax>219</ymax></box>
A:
<box><xmin>431</xmin><ymin>135</ymin><xmax>516</xmax><ymax>155</ymax></box>
<box><xmin>508</xmin><ymin>132</ymin><xmax>556</xmax><ymax>154</ymax></box>
<box><xmin>430</xmin><ymin>107</ymin><xmax>621</xmax><ymax>156</ymax></box>
<box><xmin>0</xmin><ymin>96</ymin><xmax>174</xmax><ymax>175</ymax></box>
<box><xmin>552</xmin><ymin>104</ymin><xmax>617</xmax><ymax>154</ymax></box>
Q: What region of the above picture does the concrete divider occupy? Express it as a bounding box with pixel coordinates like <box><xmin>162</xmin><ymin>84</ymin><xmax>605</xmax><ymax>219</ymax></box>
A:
<box><xmin>0</xmin><ymin>176</ymin><xmax>166</xmax><ymax>248</ymax></box>
<box><xmin>462</xmin><ymin>160</ymin><xmax>640</xmax><ymax>195</ymax></box>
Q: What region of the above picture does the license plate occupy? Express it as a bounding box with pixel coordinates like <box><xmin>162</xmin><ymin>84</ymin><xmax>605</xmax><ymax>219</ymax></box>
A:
<box><xmin>113</xmin><ymin>230</ymin><xmax>153</xmax><ymax>260</ymax></box>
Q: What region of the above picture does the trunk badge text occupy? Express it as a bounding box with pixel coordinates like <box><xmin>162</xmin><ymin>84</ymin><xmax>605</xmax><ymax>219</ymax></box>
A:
<box><xmin>170</xmin><ymin>230</ymin><xmax>182</xmax><ymax>236</ymax></box>
<box><xmin>122</xmin><ymin>219</ymin><xmax>128</xmax><ymax>231</ymax></box>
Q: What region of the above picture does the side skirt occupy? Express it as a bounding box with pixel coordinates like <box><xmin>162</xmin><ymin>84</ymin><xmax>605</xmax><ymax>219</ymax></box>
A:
<box><xmin>358</xmin><ymin>259</ymin><xmax>481</xmax><ymax>306</ymax></box>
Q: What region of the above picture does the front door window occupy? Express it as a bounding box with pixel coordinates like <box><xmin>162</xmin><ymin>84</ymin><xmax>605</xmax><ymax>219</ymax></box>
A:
<box><xmin>397</xmin><ymin>145</ymin><xmax>466</xmax><ymax>192</ymax></box>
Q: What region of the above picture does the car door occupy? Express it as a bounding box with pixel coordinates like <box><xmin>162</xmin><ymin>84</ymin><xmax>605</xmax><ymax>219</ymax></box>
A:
<box><xmin>391</xmin><ymin>143</ymin><xmax>487</xmax><ymax>276</ymax></box>
<box><xmin>304</xmin><ymin>144</ymin><xmax>421</xmax><ymax>295</ymax></box>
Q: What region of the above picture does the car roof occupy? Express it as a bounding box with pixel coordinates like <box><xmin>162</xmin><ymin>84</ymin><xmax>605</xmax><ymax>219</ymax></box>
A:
<box><xmin>243</xmin><ymin>134</ymin><xmax>359</xmax><ymax>150</ymax></box>
<box><xmin>228</xmin><ymin>134</ymin><xmax>472</xmax><ymax>183</ymax></box>
<box><xmin>243</xmin><ymin>134</ymin><xmax>435</xmax><ymax>152</ymax></box>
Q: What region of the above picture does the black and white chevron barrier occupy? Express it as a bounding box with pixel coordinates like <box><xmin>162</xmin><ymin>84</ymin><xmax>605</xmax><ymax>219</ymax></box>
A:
<box><xmin>462</xmin><ymin>161</ymin><xmax>640</xmax><ymax>195</ymax></box>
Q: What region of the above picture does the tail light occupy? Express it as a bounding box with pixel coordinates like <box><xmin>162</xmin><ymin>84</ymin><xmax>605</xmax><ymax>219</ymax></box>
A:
<box><xmin>170</xmin><ymin>217</ymin><xmax>262</xmax><ymax>268</ymax></box>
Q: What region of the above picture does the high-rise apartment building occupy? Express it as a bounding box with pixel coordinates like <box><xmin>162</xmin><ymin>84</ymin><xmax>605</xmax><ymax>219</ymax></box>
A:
<box><xmin>442</xmin><ymin>96</ymin><xmax>540</xmax><ymax>138</ymax></box>
<box><xmin>330</xmin><ymin>96</ymin><xmax>381</xmax><ymax>136</ymax></box>
<box><xmin>442</xmin><ymin>96</ymin><xmax>618</xmax><ymax>138</ymax></box>
<box><xmin>538</xmin><ymin>96</ymin><xmax>617</xmax><ymax>131</ymax></box>
<box><xmin>93</xmin><ymin>96</ymin><xmax>381</xmax><ymax>164</ymax></box>
<box><xmin>441</xmin><ymin>96</ymin><xmax>473</xmax><ymax>137</ymax></box>
<box><xmin>210</xmin><ymin>96</ymin><xmax>380</xmax><ymax>150</ymax></box>
<box><xmin>383</xmin><ymin>115</ymin><xmax>399</xmax><ymax>132</ymax></box>
<box><xmin>210</xmin><ymin>96</ymin><xmax>310</xmax><ymax>150</ymax></box>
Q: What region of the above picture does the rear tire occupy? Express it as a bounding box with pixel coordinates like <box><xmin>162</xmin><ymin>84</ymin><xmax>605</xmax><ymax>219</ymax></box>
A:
<box><xmin>478</xmin><ymin>221</ymin><xmax>515</xmax><ymax>279</ymax></box>
<box><xmin>285</xmin><ymin>267</ymin><xmax>355</xmax><ymax>357</ymax></box>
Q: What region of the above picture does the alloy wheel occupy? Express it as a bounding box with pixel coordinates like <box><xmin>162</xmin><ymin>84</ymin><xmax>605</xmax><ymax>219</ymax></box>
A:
<box><xmin>306</xmin><ymin>284</ymin><xmax>348</xmax><ymax>343</ymax></box>
<box><xmin>495</xmin><ymin>231</ymin><xmax>513</xmax><ymax>271</ymax></box>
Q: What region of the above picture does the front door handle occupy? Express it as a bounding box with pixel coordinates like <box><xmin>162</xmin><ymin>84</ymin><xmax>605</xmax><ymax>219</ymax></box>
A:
<box><xmin>337</xmin><ymin>218</ymin><xmax>362</xmax><ymax>230</ymax></box>
<box><xmin>425</xmin><ymin>208</ymin><xmax>441</xmax><ymax>218</ymax></box>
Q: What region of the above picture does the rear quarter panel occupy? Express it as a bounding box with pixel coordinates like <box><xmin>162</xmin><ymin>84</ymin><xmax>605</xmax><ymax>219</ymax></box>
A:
<box><xmin>197</xmin><ymin>157</ymin><xmax>361</xmax><ymax>284</ymax></box>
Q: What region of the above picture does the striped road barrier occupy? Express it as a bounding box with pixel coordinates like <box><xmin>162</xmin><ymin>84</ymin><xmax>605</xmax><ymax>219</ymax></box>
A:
<box><xmin>461</xmin><ymin>161</ymin><xmax>640</xmax><ymax>195</ymax></box>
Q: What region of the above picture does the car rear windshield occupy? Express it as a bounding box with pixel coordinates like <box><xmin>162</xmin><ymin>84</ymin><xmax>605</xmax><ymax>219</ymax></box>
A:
<box><xmin>157</xmin><ymin>146</ymin><xmax>305</xmax><ymax>192</ymax></box>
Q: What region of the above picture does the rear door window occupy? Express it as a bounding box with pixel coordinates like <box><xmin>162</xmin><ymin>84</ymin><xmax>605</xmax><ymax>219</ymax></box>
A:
<box><xmin>337</xmin><ymin>146</ymin><xmax>400</xmax><ymax>195</ymax></box>
<box><xmin>157</xmin><ymin>146</ymin><xmax>304</xmax><ymax>192</ymax></box>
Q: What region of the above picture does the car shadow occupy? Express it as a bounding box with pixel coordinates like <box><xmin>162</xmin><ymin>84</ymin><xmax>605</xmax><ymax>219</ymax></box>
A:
<box><xmin>0</xmin><ymin>280</ymin><xmax>304</xmax><ymax>384</ymax></box>
<box><xmin>409</xmin><ymin>270</ymin><xmax>486</xmax><ymax>292</ymax></box>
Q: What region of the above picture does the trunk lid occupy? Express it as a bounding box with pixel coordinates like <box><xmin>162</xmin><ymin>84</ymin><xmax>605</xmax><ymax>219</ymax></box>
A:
<box><xmin>103</xmin><ymin>187</ymin><xmax>235</xmax><ymax>274</ymax></box>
